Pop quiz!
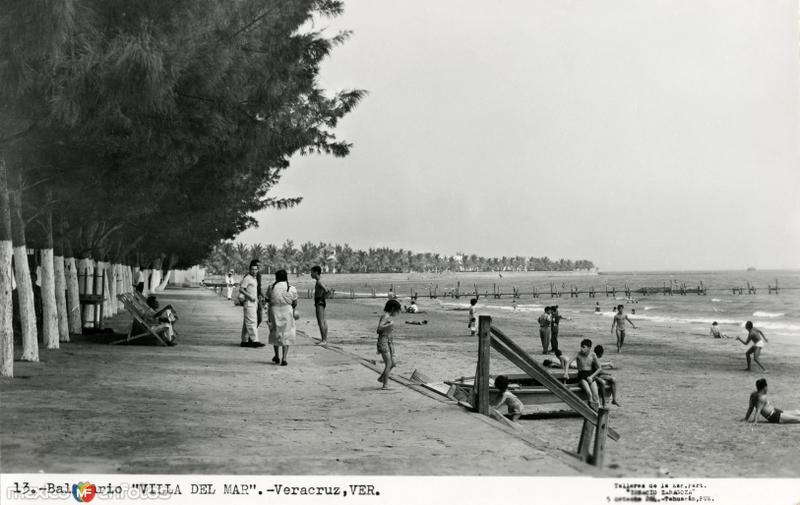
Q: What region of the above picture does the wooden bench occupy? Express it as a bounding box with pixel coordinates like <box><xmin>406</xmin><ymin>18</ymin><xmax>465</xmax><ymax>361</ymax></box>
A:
<box><xmin>112</xmin><ymin>293</ymin><xmax>176</xmax><ymax>346</ymax></box>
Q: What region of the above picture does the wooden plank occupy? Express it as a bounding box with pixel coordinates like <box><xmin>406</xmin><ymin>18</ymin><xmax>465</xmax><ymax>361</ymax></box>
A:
<box><xmin>476</xmin><ymin>316</ymin><xmax>492</xmax><ymax>415</ymax></box>
<box><xmin>593</xmin><ymin>407</ymin><xmax>610</xmax><ymax>468</ymax></box>
<box><xmin>577</xmin><ymin>419</ymin><xmax>594</xmax><ymax>462</ymax></box>
<box><xmin>489</xmin><ymin>326</ymin><xmax>620</xmax><ymax>441</ymax></box>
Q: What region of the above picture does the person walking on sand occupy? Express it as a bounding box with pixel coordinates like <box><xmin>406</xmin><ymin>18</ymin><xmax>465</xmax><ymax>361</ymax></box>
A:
<box><xmin>377</xmin><ymin>299</ymin><xmax>402</xmax><ymax>389</ymax></box>
<box><xmin>736</xmin><ymin>321</ymin><xmax>768</xmax><ymax>372</ymax></box>
<box><xmin>225</xmin><ymin>270</ymin><xmax>235</xmax><ymax>300</ymax></box>
<box><xmin>538</xmin><ymin>306</ymin><xmax>552</xmax><ymax>354</ymax></box>
<box><xmin>610</xmin><ymin>304</ymin><xmax>637</xmax><ymax>352</ymax></box>
<box><xmin>266</xmin><ymin>269</ymin><xmax>298</xmax><ymax>366</ymax></box>
<box><xmin>239</xmin><ymin>260</ymin><xmax>265</xmax><ymax>348</ymax></box>
<box><xmin>468</xmin><ymin>298</ymin><xmax>478</xmax><ymax>336</ymax></box>
<box><xmin>311</xmin><ymin>265</ymin><xmax>331</xmax><ymax>345</ymax></box>
<box><xmin>743</xmin><ymin>378</ymin><xmax>800</xmax><ymax>424</ymax></box>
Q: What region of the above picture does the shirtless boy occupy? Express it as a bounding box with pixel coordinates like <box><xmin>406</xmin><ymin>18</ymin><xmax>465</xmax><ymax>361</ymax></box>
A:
<box><xmin>744</xmin><ymin>378</ymin><xmax>800</xmax><ymax>424</ymax></box>
<box><xmin>565</xmin><ymin>339</ymin><xmax>601</xmax><ymax>409</ymax></box>
<box><xmin>610</xmin><ymin>304</ymin><xmax>637</xmax><ymax>352</ymax></box>
<box><xmin>736</xmin><ymin>321</ymin><xmax>768</xmax><ymax>372</ymax></box>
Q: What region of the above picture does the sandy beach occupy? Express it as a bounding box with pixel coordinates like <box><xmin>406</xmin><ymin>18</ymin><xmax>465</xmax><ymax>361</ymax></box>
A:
<box><xmin>2</xmin><ymin>284</ymin><xmax>799</xmax><ymax>478</ymax></box>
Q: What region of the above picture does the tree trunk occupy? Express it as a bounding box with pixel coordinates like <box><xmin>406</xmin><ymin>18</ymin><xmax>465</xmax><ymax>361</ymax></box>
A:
<box><xmin>63</xmin><ymin>237</ymin><xmax>81</xmax><ymax>335</ymax></box>
<box><xmin>10</xmin><ymin>171</ymin><xmax>38</xmax><ymax>362</ymax></box>
<box><xmin>142</xmin><ymin>268</ymin><xmax>151</xmax><ymax>295</ymax></box>
<box><xmin>150</xmin><ymin>268</ymin><xmax>160</xmax><ymax>294</ymax></box>
<box><xmin>78</xmin><ymin>258</ymin><xmax>93</xmax><ymax>327</ymax></box>
<box><xmin>94</xmin><ymin>260</ymin><xmax>104</xmax><ymax>328</ymax></box>
<box><xmin>108</xmin><ymin>263</ymin><xmax>117</xmax><ymax>316</ymax></box>
<box><xmin>40</xmin><ymin>248</ymin><xmax>59</xmax><ymax>349</ymax></box>
<box><xmin>0</xmin><ymin>159</ymin><xmax>14</xmax><ymax>377</ymax></box>
<box><xmin>40</xmin><ymin>192</ymin><xmax>59</xmax><ymax>348</ymax></box>
<box><xmin>53</xmin><ymin>215</ymin><xmax>69</xmax><ymax>342</ymax></box>
<box><xmin>156</xmin><ymin>269</ymin><xmax>172</xmax><ymax>291</ymax></box>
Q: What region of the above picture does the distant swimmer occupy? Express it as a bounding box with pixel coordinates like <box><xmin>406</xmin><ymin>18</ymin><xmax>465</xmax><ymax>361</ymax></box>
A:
<box><xmin>743</xmin><ymin>378</ymin><xmax>800</xmax><ymax>424</ymax></box>
<box><xmin>736</xmin><ymin>321</ymin><xmax>768</xmax><ymax>372</ymax></box>
<box><xmin>610</xmin><ymin>304</ymin><xmax>637</xmax><ymax>352</ymax></box>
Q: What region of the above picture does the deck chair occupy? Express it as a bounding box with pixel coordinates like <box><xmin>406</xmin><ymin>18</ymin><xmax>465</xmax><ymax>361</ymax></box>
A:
<box><xmin>113</xmin><ymin>293</ymin><xmax>176</xmax><ymax>346</ymax></box>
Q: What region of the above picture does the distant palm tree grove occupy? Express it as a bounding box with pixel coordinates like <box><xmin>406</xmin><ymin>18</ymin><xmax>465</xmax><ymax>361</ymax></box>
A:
<box><xmin>203</xmin><ymin>241</ymin><xmax>596</xmax><ymax>275</ymax></box>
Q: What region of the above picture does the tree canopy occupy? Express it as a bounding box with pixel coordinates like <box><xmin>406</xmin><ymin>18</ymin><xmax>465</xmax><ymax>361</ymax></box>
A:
<box><xmin>0</xmin><ymin>0</ymin><xmax>363</xmax><ymax>267</ymax></box>
<box><xmin>204</xmin><ymin>240</ymin><xmax>597</xmax><ymax>275</ymax></box>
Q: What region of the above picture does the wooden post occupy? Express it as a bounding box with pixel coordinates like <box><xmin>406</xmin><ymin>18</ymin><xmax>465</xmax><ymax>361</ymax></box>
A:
<box><xmin>577</xmin><ymin>419</ymin><xmax>594</xmax><ymax>462</ymax></box>
<box><xmin>592</xmin><ymin>407</ymin><xmax>610</xmax><ymax>467</ymax></box>
<box><xmin>0</xmin><ymin>159</ymin><xmax>14</xmax><ymax>377</ymax></box>
<box><xmin>475</xmin><ymin>315</ymin><xmax>492</xmax><ymax>415</ymax></box>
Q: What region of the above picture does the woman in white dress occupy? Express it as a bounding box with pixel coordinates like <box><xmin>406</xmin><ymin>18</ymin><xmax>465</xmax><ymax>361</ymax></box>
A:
<box><xmin>266</xmin><ymin>269</ymin><xmax>298</xmax><ymax>366</ymax></box>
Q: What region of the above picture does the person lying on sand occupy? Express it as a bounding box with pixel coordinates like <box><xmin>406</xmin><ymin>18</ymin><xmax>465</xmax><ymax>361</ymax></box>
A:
<box><xmin>404</xmin><ymin>320</ymin><xmax>428</xmax><ymax>325</ymax></box>
<box><xmin>743</xmin><ymin>378</ymin><xmax>800</xmax><ymax>424</ymax></box>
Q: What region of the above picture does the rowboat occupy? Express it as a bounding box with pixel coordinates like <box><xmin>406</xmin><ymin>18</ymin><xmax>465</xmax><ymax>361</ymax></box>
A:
<box><xmin>441</xmin><ymin>372</ymin><xmax>610</xmax><ymax>407</ymax></box>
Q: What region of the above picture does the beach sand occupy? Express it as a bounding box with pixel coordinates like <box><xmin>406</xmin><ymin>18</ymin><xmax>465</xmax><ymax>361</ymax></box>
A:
<box><xmin>319</xmin><ymin>294</ymin><xmax>800</xmax><ymax>477</ymax></box>
<box><xmin>2</xmin><ymin>287</ymin><xmax>798</xmax><ymax>478</ymax></box>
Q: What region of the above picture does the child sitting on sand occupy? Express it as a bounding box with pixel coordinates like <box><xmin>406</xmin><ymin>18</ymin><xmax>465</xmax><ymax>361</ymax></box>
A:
<box><xmin>377</xmin><ymin>299</ymin><xmax>402</xmax><ymax>390</ymax></box>
<box><xmin>491</xmin><ymin>375</ymin><xmax>524</xmax><ymax>421</ymax></box>
<box><xmin>710</xmin><ymin>321</ymin><xmax>729</xmax><ymax>338</ymax></box>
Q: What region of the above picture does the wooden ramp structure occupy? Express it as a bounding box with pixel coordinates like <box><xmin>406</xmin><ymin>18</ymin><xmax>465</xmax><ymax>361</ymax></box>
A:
<box><xmin>474</xmin><ymin>315</ymin><xmax>618</xmax><ymax>467</ymax></box>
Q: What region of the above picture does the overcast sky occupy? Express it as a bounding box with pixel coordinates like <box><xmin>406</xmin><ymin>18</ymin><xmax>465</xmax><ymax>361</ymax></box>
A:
<box><xmin>239</xmin><ymin>0</ymin><xmax>800</xmax><ymax>271</ymax></box>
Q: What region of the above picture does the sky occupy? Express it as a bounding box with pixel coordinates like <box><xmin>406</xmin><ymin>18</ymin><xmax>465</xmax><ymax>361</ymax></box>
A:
<box><xmin>238</xmin><ymin>0</ymin><xmax>800</xmax><ymax>271</ymax></box>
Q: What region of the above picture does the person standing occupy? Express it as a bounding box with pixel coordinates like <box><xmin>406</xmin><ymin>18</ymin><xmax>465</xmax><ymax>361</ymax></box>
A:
<box><xmin>266</xmin><ymin>269</ymin><xmax>298</xmax><ymax>366</ymax></box>
<box><xmin>610</xmin><ymin>304</ymin><xmax>637</xmax><ymax>352</ymax></box>
<box><xmin>550</xmin><ymin>305</ymin><xmax>563</xmax><ymax>354</ymax></box>
<box><xmin>736</xmin><ymin>321</ymin><xmax>768</xmax><ymax>372</ymax></box>
<box><xmin>537</xmin><ymin>306</ymin><xmax>552</xmax><ymax>354</ymax></box>
<box><xmin>239</xmin><ymin>260</ymin><xmax>265</xmax><ymax>348</ymax></box>
<box><xmin>135</xmin><ymin>267</ymin><xmax>146</xmax><ymax>294</ymax></box>
<box><xmin>468</xmin><ymin>298</ymin><xmax>478</xmax><ymax>336</ymax></box>
<box><xmin>225</xmin><ymin>270</ymin><xmax>234</xmax><ymax>300</ymax></box>
<box><xmin>311</xmin><ymin>265</ymin><xmax>331</xmax><ymax>345</ymax></box>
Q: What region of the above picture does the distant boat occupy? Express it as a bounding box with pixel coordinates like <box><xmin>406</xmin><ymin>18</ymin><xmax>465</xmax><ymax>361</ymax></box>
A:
<box><xmin>747</xmin><ymin>267</ymin><xmax>757</xmax><ymax>272</ymax></box>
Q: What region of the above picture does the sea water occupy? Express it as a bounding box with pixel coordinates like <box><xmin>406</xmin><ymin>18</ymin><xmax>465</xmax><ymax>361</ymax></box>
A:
<box><xmin>286</xmin><ymin>269</ymin><xmax>800</xmax><ymax>339</ymax></box>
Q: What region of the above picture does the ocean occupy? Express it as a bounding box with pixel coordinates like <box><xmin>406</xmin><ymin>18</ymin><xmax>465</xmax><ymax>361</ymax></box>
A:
<box><xmin>279</xmin><ymin>269</ymin><xmax>800</xmax><ymax>340</ymax></box>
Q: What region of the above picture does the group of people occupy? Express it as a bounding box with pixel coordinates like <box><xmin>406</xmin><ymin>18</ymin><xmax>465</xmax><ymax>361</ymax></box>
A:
<box><xmin>234</xmin><ymin>260</ymin><xmax>331</xmax><ymax>366</ymax></box>
<box><xmin>536</xmin><ymin>305</ymin><xmax>566</xmax><ymax>354</ymax></box>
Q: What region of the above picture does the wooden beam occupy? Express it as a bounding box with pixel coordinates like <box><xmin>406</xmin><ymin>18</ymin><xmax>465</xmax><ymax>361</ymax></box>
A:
<box><xmin>593</xmin><ymin>407</ymin><xmax>610</xmax><ymax>468</ymax></box>
<box><xmin>577</xmin><ymin>419</ymin><xmax>594</xmax><ymax>462</ymax></box>
<box><xmin>476</xmin><ymin>315</ymin><xmax>492</xmax><ymax>415</ymax></box>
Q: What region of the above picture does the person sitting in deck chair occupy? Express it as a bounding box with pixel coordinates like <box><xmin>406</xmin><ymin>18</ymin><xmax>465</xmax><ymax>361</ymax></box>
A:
<box><xmin>145</xmin><ymin>294</ymin><xmax>178</xmax><ymax>345</ymax></box>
